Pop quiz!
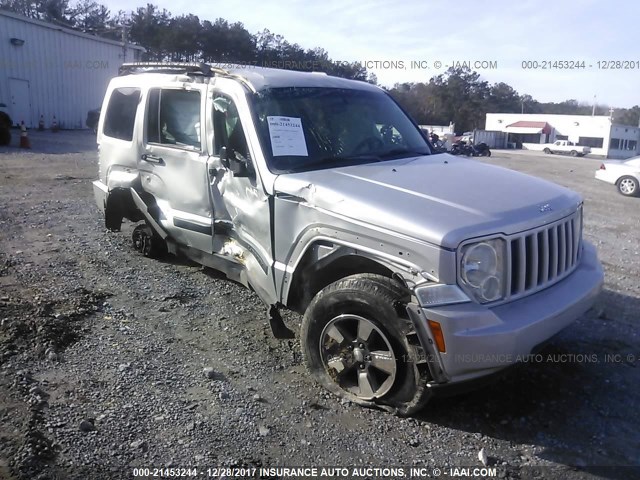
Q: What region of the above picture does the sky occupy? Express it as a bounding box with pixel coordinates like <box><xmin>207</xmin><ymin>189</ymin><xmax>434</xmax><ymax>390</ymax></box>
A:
<box><xmin>109</xmin><ymin>0</ymin><xmax>640</xmax><ymax>108</ymax></box>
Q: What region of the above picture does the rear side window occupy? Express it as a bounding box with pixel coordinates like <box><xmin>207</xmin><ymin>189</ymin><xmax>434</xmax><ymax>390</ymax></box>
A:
<box><xmin>146</xmin><ymin>89</ymin><xmax>201</xmax><ymax>149</ymax></box>
<box><xmin>103</xmin><ymin>87</ymin><xmax>140</xmax><ymax>141</ymax></box>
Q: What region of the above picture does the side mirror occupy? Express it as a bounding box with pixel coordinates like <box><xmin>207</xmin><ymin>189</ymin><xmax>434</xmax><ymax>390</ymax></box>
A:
<box><xmin>219</xmin><ymin>146</ymin><xmax>230</xmax><ymax>168</ymax></box>
<box><xmin>229</xmin><ymin>153</ymin><xmax>249</xmax><ymax>177</ymax></box>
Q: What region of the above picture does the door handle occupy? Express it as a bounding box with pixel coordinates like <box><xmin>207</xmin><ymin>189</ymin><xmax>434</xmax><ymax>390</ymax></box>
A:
<box><xmin>141</xmin><ymin>153</ymin><xmax>164</xmax><ymax>164</ymax></box>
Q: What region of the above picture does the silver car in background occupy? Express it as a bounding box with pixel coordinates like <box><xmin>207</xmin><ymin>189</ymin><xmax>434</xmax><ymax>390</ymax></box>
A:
<box><xmin>93</xmin><ymin>63</ymin><xmax>604</xmax><ymax>414</ymax></box>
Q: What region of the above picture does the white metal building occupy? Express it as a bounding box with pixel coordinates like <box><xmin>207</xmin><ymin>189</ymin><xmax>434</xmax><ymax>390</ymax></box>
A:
<box><xmin>0</xmin><ymin>10</ymin><xmax>144</xmax><ymax>129</ymax></box>
<box><xmin>485</xmin><ymin>113</ymin><xmax>640</xmax><ymax>159</ymax></box>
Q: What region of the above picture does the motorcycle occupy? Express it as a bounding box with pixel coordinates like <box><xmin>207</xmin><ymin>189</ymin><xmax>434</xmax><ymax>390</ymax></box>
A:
<box><xmin>430</xmin><ymin>139</ymin><xmax>448</xmax><ymax>154</ymax></box>
<box><xmin>427</xmin><ymin>133</ymin><xmax>448</xmax><ymax>154</ymax></box>
<box><xmin>450</xmin><ymin>141</ymin><xmax>474</xmax><ymax>156</ymax></box>
<box><xmin>450</xmin><ymin>141</ymin><xmax>492</xmax><ymax>157</ymax></box>
<box><xmin>471</xmin><ymin>142</ymin><xmax>491</xmax><ymax>157</ymax></box>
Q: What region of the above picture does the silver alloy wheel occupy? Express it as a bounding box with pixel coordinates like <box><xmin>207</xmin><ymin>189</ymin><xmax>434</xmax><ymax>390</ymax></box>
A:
<box><xmin>620</xmin><ymin>178</ymin><xmax>637</xmax><ymax>195</ymax></box>
<box><xmin>319</xmin><ymin>314</ymin><xmax>397</xmax><ymax>400</ymax></box>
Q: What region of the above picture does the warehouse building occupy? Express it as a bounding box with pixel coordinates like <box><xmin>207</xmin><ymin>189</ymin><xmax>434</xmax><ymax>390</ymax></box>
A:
<box><xmin>0</xmin><ymin>10</ymin><xmax>144</xmax><ymax>129</ymax></box>
<box><xmin>485</xmin><ymin>113</ymin><xmax>640</xmax><ymax>159</ymax></box>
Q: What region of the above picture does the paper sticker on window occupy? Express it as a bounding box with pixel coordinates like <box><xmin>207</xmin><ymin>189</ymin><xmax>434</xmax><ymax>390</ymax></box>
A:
<box><xmin>267</xmin><ymin>116</ymin><xmax>308</xmax><ymax>156</ymax></box>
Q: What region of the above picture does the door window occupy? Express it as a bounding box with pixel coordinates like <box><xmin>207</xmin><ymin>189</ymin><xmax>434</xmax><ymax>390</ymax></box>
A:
<box><xmin>146</xmin><ymin>89</ymin><xmax>201</xmax><ymax>149</ymax></box>
<box><xmin>104</xmin><ymin>87</ymin><xmax>140</xmax><ymax>141</ymax></box>
<box><xmin>212</xmin><ymin>94</ymin><xmax>250</xmax><ymax>160</ymax></box>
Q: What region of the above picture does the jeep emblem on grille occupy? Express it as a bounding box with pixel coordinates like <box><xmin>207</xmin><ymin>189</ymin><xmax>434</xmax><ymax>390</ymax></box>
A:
<box><xmin>538</xmin><ymin>204</ymin><xmax>553</xmax><ymax>213</ymax></box>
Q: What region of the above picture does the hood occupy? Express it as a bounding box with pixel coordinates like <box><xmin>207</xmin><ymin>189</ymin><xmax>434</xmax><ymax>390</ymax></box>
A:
<box><xmin>273</xmin><ymin>154</ymin><xmax>582</xmax><ymax>249</ymax></box>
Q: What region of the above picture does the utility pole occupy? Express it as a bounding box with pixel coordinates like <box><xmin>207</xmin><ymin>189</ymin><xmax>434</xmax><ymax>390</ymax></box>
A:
<box><xmin>121</xmin><ymin>22</ymin><xmax>128</xmax><ymax>62</ymax></box>
<box><xmin>592</xmin><ymin>95</ymin><xmax>596</xmax><ymax>116</ymax></box>
<box><xmin>118</xmin><ymin>13</ymin><xmax>130</xmax><ymax>62</ymax></box>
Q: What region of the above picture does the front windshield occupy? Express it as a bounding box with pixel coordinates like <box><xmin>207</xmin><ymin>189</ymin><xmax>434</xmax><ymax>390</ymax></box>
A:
<box><xmin>250</xmin><ymin>87</ymin><xmax>431</xmax><ymax>173</ymax></box>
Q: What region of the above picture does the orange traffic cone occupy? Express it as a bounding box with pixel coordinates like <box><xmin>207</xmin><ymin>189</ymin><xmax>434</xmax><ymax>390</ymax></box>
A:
<box><xmin>51</xmin><ymin>115</ymin><xmax>59</xmax><ymax>132</ymax></box>
<box><xmin>38</xmin><ymin>115</ymin><xmax>45</xmax><ymax>131</ymax></box>
<box><xmin>20</xmin><ymin>121</ymin><xmax>31</xmax><ymax>149</ymax></box>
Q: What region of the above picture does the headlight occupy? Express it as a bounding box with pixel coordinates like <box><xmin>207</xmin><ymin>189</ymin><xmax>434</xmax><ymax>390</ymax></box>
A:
<box><xmin>460</xmin><ymin>238</ymin><xmax>506</xmax><ymax>303</ymax></box>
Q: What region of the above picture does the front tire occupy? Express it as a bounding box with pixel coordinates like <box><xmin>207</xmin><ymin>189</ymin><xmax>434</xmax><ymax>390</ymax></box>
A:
<box><xmin>618</xmin><ymin>176</ymin><xmax>639</xmax><ymax>197</ymax></box>
<box><xmin>301</xmin><ymin>274</ymin><xmax>431</xmax><ymax>415</ymax></box>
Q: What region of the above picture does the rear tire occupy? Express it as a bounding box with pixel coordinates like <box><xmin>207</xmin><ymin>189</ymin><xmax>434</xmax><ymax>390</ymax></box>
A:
<box><xmin>0</xmin><ymin>128</ymin><xmax>10</xmax><ymax>146</ymax></box>
<box><xmin>543</xmin><ymin>148</ymin><xmax>551</xmax><ymax>154</ymax></box>
<box><xmin>570</xmin><ymin>150</ymin><xmax>578</xmax><ymax>157</ymax></box>
<box><xmin>0</xmin><ymin>113</ymin><xmax>11</xmax><ymax>146</ymax></box>
<box><xmin>105</xmin><ymin>209</ymin><xmax>123</xmax><ymax>231</ymax></box>
<box><xmin>301</xmin><ymin>274</ymin><xmax>431</xmax><ymax>415</ymax></box>
<box><xmin>618</xmin><ymin>176</ymin><xmax>639</xmax><ymax>197</ymax></box>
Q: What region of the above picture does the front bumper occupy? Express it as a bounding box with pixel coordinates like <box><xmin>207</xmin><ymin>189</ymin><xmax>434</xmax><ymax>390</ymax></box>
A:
<box><xmin>410</xmin><ymin>241</ymin><xmax>603</xmax><ymax>385</ymax></box>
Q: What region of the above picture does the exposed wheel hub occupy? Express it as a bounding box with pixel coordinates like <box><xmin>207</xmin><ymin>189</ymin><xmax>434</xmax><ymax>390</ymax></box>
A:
<box><xmin>319</xmin><ymin>314</ymin><xmax>397</xmax><ymax>400</ymax></box>
<box><xmin>353</xmin><ymin>347</ymin><xmax>365</xmax><ymax>363</ymax></box>
<box><xmin>132</xmin><ymin>224</ymin><xmax>166</xmax><ymax>258</ymax></box>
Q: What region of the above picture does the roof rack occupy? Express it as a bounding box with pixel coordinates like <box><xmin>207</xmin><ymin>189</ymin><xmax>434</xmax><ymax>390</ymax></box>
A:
<box><xmin>118</xmin><ymin>62</ymin><xmax>228</xmax><ymax>77</ymax></box>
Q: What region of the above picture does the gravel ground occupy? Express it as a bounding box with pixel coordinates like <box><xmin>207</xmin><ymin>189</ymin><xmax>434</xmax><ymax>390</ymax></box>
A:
<box><xmin>0</xmin><ymin>131</ymin><xmax>639</xmax><ymax>480</ymax></box>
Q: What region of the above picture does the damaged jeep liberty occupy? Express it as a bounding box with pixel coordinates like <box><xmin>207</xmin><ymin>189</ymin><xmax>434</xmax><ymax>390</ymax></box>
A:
<box><xmin>93</xmin><ymin>62</ymin><xmax>604</xmax><ymax>414</ymax></box>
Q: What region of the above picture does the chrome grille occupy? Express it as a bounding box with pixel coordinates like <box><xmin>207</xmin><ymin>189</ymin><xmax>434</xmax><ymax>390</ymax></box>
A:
<box><xmin>506</xmin><ymin>209</ymin><xmax>582</xmax><ymax>300</ymax></box>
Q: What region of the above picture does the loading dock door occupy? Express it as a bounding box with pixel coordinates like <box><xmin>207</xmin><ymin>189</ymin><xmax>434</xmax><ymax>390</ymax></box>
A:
<box><xmin>9</xmin><ymin>78</ymin><xmax>32</xmax><ymax>128</ymax></box>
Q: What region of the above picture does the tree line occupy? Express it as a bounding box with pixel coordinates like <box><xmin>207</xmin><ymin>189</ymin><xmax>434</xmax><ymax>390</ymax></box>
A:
<box><xmin>0</xmin><ymin>0</ymin><xmax>368</xmax><ymax>80</ymax></box>
<box><xmin>2</xmin><ymin>0</ymin><xmax>639</xmax><ymax>132</ymax></box>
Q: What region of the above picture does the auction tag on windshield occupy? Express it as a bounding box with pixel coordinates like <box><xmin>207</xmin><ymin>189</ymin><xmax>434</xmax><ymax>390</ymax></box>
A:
<box><xmin>267</xmin><ymin>116</ymin><xmax>308</xmax><ymax>156</ymax></box>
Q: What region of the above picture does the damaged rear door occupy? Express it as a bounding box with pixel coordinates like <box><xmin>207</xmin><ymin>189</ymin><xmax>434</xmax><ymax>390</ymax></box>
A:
<box><xmin>139</xmin><ymin>83</ymin><xmax>213</xmax><ymax>253</ymax></box>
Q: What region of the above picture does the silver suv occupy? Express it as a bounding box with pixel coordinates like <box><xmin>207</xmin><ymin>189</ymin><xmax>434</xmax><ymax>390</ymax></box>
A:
<box><xmin>93</xmin><ymin>62</ymin><xmax>604</xmax><ymax>414</ymax></box>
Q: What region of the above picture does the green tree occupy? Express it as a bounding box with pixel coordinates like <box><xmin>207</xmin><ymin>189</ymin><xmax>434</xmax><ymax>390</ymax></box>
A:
<box><xmin>488</xmin><ymin>82</ymin><xmax>521</xmax><ymax>113</ymax></box>
<box><xmin>389</xmin><ymin>66</ymin><xmax>491</xmax><ymax>132</ymax></box>
<box><xmin>165</xmin><ymin>14</ymin><xmax>201</xmax><ymax>62</ymax></box>
<box><xmin>1</xmin><ymin>0</ymin><xmax>71</xmax><ymax>23</ymax></box>
<box><xmin>68</xmin><ymin>0</ymin><xmax>110</xmax><ymax>33</ymax></box>
<box><xmin>615</xmin><ymin>106</ymin><xmax>640</xmax><ymax>127</ymax></box>
<box><xmin>128</xmin><ymin>4</ymin><xmax>171</xmax><ymax>60</ymax></box>
<box><xmin>518</xmin><ymin>94</ymin><xmax>541</xmax><ymax>114</ymax></box>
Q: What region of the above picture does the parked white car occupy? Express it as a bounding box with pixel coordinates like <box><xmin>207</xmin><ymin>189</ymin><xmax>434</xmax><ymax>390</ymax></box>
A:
<box><xmin>595</xmin><ymin>156</ymin><xmax>640</xmax><ymax>197</ymax></box>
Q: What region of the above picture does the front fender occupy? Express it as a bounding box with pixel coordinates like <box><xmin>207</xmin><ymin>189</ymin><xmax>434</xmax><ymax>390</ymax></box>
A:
<box><xmin>273</xmin><ymin>199</ymin><xmax>455</xmax><ymax>305</ymax></box>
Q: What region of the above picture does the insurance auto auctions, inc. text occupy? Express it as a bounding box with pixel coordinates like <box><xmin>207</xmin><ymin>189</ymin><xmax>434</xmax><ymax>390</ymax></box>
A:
<box><xmin>252</xmin><ymin>466</ymin><xmax>497</xmax><ymax>478</ymax></box>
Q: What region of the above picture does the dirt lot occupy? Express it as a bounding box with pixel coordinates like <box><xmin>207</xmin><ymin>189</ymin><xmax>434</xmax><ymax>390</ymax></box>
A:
<box><xmin>0</xmin><ymin>131</ymin><xmax>639</xmax><ymax>480</ymax></box>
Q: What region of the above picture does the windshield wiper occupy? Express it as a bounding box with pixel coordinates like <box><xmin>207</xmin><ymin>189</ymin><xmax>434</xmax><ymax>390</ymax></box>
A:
<box><xmin>296</xmin><ymin>154</ymin><xmax>381</xmax><ymax>172</ymax></box>
<box><xmin>283</xmin><ymin>150</ymin><xmax>428</xmax><ymax>173</ymax></box>
<box><xmin>377</xmin><ymin>148</ymin><xmax>430</xmax><ymax>159</ymax></box>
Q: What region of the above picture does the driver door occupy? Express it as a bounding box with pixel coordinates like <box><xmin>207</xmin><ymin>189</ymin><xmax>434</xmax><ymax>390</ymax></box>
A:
<box><xmin>205</xmin><ymin>88</ymin><xmax>276</xmax><ymax>303</ymax></box>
